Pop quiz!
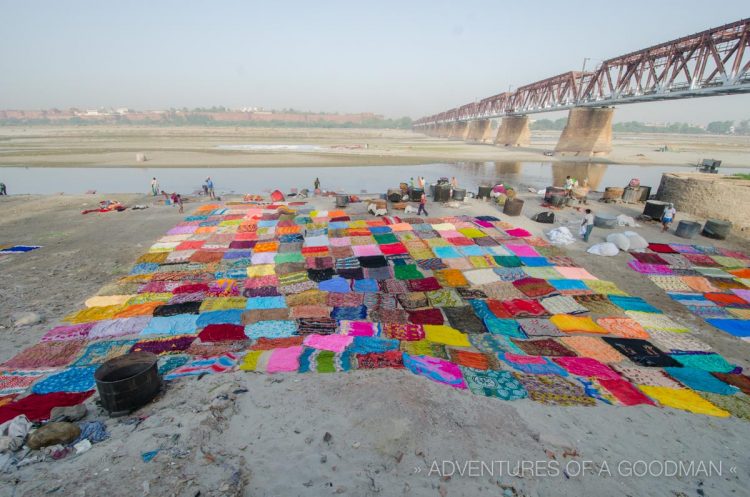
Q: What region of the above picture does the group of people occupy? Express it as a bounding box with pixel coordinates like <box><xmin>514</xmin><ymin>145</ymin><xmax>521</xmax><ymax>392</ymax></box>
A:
<box><xmin>149</xmin><ymin>176</ymin><xmax>217</xmax><ymax>214</ymax></box>
<box><xmin>579</xmin><ymin>203</ymin><xmax>678</xmax><ymax>243</ymax></box>
<box><xmin>0</xmin><ymin>182</ymin><xmax>6</xmax><ymax>195</ymax></box>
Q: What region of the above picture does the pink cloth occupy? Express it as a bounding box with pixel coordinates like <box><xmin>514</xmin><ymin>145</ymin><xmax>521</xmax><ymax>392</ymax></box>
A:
<box><xmin>504</xmin><ymin>228</ymin><xmax>532</xmax><ymax>238</ymax></box>
<box><xmin>329</xmin><ymin>237</ymin><xmax>351</xmax><ymax>247</ymax></box>
<box><xmin>303</xmin><ymin>334</ymin><xmax>354</xmax><ymax>353</ymax></box>
<box><xmin>505</xmin><ymin>244</ymin><xmax>539</xmax><ymax>257</ymax></box>
<box><xmin>553</xmin><ymin>357</ymin><xmax>620</xmax><ymax>380</ymax></box>
<box><xmin>267</xmin><ymin>346</ymin><xmax>304</xmax><ymax>373</ymax></box>
<box><xmin>340</xmin><ymin>320</ymin><xmax>379</xmax><ymax>337</ymax></box>
<box><xmin>352</xmin><ymin>245</ymin><xmax>383</xmax><ymax>257</ymax></box>
<box><xmin>503</xmin><ymin>353</ymin><xmax>546</xmax><ymax>365</ymax></box>
<box><xmin>554</xmin><ymin>266</ymin><xmax>597</xmax><ymax>280</ymax></box>
<box><xmin>731</xmin><ymin>289</ymin><xmax>750</xmax><ymax>304</ymax></box>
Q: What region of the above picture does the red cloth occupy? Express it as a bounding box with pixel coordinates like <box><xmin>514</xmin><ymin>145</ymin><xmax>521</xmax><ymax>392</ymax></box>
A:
<box><xmin>173</xmin><ymin>283</ymin><xmax>210</xmax><ymax>294</ymax></box>
<box><xmin>704</xmin><ymin>292</ymin><xmax>750</xmax><ymax>307</ymax></box>
<box><xmin>198</xmin><ymin>324</ymin><xmax>247</xmax><ymax>342</ymax></box>
<box><xmin>0</xmin><ymin>391</ymin><xmax>94</xmax><ymax>424</ymax></box>
<box><xmin>486</xmin><ymin>299</ymin><xmax>513</xmax><ymax>318</ymax></box>
<box><xmin>505</xmin><ymin>228</ymin><xmax>531</xmax><ymax>238</ymax></box>
<box><xmin>598</xmin><ymin>378</ymin><xmax>655</xmax><ymax>406</ymax></box>
<box><xmin>379</xmin><ymin>243</ymin><xmax>408</xmax><ymax>255</ymax></box>
<box><xmin>407</xmin><ymin>277</ymin><xmax>442</xmax><ymax>292</ymax></box>
<box><xmin>502</xmin><ymin>298</ymin><xmax>547</xmax><ymax>317</ymax></box>
<box><xmin>647</xmin><ymin>243</ymin><xmax>678</xmax><ymax>254</ymax></box>
<box><xmin>447</xmin><ymin>237</ymin><xmax>474</xmax><ymax>246</ymax></box>
<box><xmin>270</xmin><ymin>190</ymin><xmax>285</xmax><ymax>202</ymax></box>
<box><xmin>407</xmin><ymin>308</ymin><xmax>444</xmax><ymax>325</ymax></box>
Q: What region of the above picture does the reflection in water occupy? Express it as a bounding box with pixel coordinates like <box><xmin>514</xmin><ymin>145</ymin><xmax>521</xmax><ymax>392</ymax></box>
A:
<box><xmin>550</xmin><ymin>163</ymin><xmax>609</xmax><ymax>190</ymax></box>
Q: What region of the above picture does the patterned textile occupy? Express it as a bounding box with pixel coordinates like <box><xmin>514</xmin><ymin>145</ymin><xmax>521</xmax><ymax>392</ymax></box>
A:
<box><xmin>72</xmin><ymin>340</ymin><xmax>138</xmax><ymax>366</ymax></box>
<box><xmin>602</xmin><ymin>338</ymin><xmax>681</xmax><ymax>367</ymax></box>
<box><xmin>513</xmin><ymin>338</ymin><xmax>576</xmax><ymax>357</ymax></box>
<box><xmin>553</xmin><ymin>356</ymin><xmax>620</xmax><ymax>380</ymax></box>
<box><xmin>502</xmin><ymin>299</ymin><xmax>547</xmax><ymax>317</ymax></box>
<box><xmin>572</xmin><ymin>294</ymin><xmax>623</xmax><ymax>315</ymax></box>
<box><xmin>517</xmin><ymin>318</ymin><xmax>563</xmax><ymax>337</ymax></box>
<box><xmin>32</xmin><ymin>366</ymin><xmax>98</xmax><ymax>394</ymax></box>
<box><xmin>3</xmin><ymin>341</ymin><xmax>85</xmax><ymax>369</ymax></box>
<box><xmin>559</xmin><ymin>336</ymin><xmax>625</xmax><ymax>364</ymax></box>
<box><xmin>614</xmin><ymin>365</ymin><xmax>683</xmax><ymax>388</ymax></box>
<box><xmin>540</xmin><ymin>295</ymin><xmax>589</xmax><ymax>315</ymax></box>
<box><xmin>665</xmin><ymin>367</ymin><xmax>739</xmax><ymax>395</ymax></box>
<box><xmin>461</xmin><ymin>367</ymin><xmax>528</xmax><ymax>400</ymax></box>
<box><xmin>512</xmin><ymin>277</ymin><xmax>558</xmax><ymax>298</ymax></box>
<box><xmin>514</xmin><ymin>373</ymin><xmax>595</xmax><ymax>406</ymax></box>
<box><xmin>647</xmin><ymin>276</ymin><xmax>693</xmax><ymax>292</ymax></box>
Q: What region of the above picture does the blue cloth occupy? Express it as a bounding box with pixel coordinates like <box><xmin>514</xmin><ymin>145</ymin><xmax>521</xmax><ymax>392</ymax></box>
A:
<box><xmin>141</xmin><ymin>315</ymin><xmax>199</xmax><ymax>336</ymax></box>
<box><xmin>519</xmin><ymin>257</ymin><xmax>552</xmax><ymax>267</ymax></box>
<box><xmin>706</xmin><ymin>319</ymin><xmax>750</xmax><ymax>337</ymax></box>
<box><xmin>609</xmin><ymin>295</ymin><xmax>662</xmax><ymax>313</ymax></box>
<box><xmin>484</xmin><ymin>318</ymin><xmax>525</xmax><ymax>338</ymax></box>
<box><xmin>458</xmin><ymin>246</ymin><xmax>485</xmax><ymax>257</ymax></box>
<box><xmin>244</xmin><ymin>320</ymin><xmax>298</xmax><ymax>339</ymax></box>
<box><xmin>73</xmin><ymin>421</ymin><xmax>109</xmax><ymax>444</ymax></box>
<box><xmin>32</xmin><ymin>366</ymin><xmax>98</xmax><ymax>394</ymax></box>
<box><xmin>223</xmin><ymin>250</ymin><xmax>252</xmax><ymax>260</ymax></box>
<box><xmin>130</xmin><ymin>263</ymin><xmax>160</xmax><ymax>275</ymax></box>
<box><xmin>549</xmin><ymin>279</ymin><xmax>588</xmax><ymax>291</ymax></box>
<box><xmin>348</xmin><ymin>337</ymin><xmax>399</xmax><ymax>354</ymax></box>
<box><xmin>670</xmin><ymin>352</ymin><xmax>736</xmax><ymax>373</ymax></box>
<box><xmin>258</xmin><ymin>220</ymin><xmax>278</xmax><ymax>228</ymax></box>
<box><xmin>497</xmin><ymin>354</ymin><xmax>568</xmax><ymax>376</ymax></box>
<box><xmin>369</xmin><ymin>226</ymin><xmax>393</xmax><ymax>234</ymax></box>
<box><xmin>352</xmin><ymin>278</ymin><xmax>379</xmax><ymax>293</ymax></box>
<box><xmin>328</xmin><ymin>222</ymin><xmax>349</xmax><ymax>230</ymax></box>
<box><xmin>492</xmin><ymin>267</ymin><xmax>526</xmax><ymax>281</ymax></box>
<box><xmin>468</xmin><ymin>299</ymin><xmax>493</xmax><ymax>320</ymax></box>
<box><xmin>196</xmin><ymin>310</ymin><xmax>244</xmax><ymax>326</ymax></box>
<box><xmin>665</xmin><ymin>367</ymin><xmax>739</xmax><ymax>395</ymax></box>
<box><xmin>279</xmin><ymin>234</ymin><xmax>304</xmax><ymax>243</ymax></box>
<box><xmin>319</xmin><ymin>277</ymin><xmax>351</xmax><ymax>293</ymax></box>
<box><xmin>331</xmin><ymin>305</ymin><xmax>367</xmax><ymax>320</ymax></box>
<box><xmin>158</xmin><ymin>355</ymin><xmax>190</xmax><ymax>375</ymax></box>
<box><xmin>433</xmin><ymin>247</ymin><xmax>462</xmax><ymax>259</ymax></box>
<box><xmin>72</xmin><ymin>340</ymin><xmax>139</xmax><ymax>366</ymax></box>
<box><xmin>245</xmin><ymin>296</ymin><xmax>286</xmax><ymax>310</ymax></box>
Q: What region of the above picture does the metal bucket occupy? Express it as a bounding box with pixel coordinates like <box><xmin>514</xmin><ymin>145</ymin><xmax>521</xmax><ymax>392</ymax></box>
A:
<box><xmin>594</xmin><ymin>215</ymin><xmax>618</xmax><ymax>229</ymax></box>
<box><xmin>335</xmin><ymin>194</ymin><xmax>349</xmax><ymax>208</ymax></box>
<box><xmin>549</xmin><ymin>194</ymin><xmax>566</xmax><ymax>207</ymax></box>
<box><xmin>503</xmin><ymin>198</ymin><xmax>524</xmax><ymax>216</ymax></box>
<box><xmin>95</xmin><ymin>352</ymin><xmax>161</xmax><ymax>417</ymax></box>
<box><xmin>702</xmin><ymin>219</ymin><xmax>732</xmax><ymax>240</ymax></box>
<box><xmin>643</xmin><ymin>200</ymin><xmax>669</xmax><ymax>220</ymax></box>
<box><xmin>622</xmin><ymin>187</ymin><xmax>641</xmax><ymax>203</ymax></box>
<box><xmin>477</xmin><ymin>185</ymin><xmax>493</xmax><ymax>199</ymax></box>
<box><xmin>434</xmin><ymin>184</ymin><xmax>451</xmax><ymax>202</ymax></box>
<box><xmin>545</xmin><ymin>186</ymin><xmax>566</xmax><ymax>202</ymax></box>
<box><xmin>675</xmin><ymin>220</ymin><xmax>701</xmax><ymax>239</ymax></box>
<box><xmin>452</xmin><ymin>188</ymin><xmax>466</xmax><ymax>201</ymax></box>
<box><xmin>410</xmin><ymin>188</ymin><xmax>424</xmax><ymax>202</ymax></box>
<box><xmin>429</xmin><ymin>183</ymin><xmax>436</xmax><ymax>197</ymax></box>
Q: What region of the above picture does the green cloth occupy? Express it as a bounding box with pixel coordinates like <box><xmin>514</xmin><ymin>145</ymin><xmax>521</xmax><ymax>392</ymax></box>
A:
<box><xmin>394</xmin><ymin>264</ymin><xmax>424</xmax><ymax>280</ymax></box>
<box><xmin>274</xmin><ymin>252</ymin><xmax>304</xmax><ymax>264</ymax></box>
<box><xmin>461</xmin><ymin>367</ymin><xmax>528</xmax><ymax>400</ymax></box>
<box><xmin>493</xmin><ymin>255</ymin><xmax>522</xmax><ymax>267</ymax></box>
<box><xmin>374</xmin><ymin>233</ymin><xmax>398</xmax><ymax>245</ymax></box>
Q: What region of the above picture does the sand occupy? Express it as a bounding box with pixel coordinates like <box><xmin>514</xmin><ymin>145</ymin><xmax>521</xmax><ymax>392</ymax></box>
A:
<box><xmin>1</xmin><ymin>126</ymin><xmax>749</xmax><ymax>169</ymax></box>
<box><xmin>2</xmin><ymin>191</ymin><xmax>750</xmax><ymax>496</ymax></box>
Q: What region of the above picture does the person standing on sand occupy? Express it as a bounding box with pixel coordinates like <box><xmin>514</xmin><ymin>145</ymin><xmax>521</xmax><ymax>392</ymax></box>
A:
<box><xmin>417</xmin><ymin>192</ymin><xmax>429</xmax><ymax>216</ymax></box>
<box><xmin>206</xmin><ymin>177</ymin><xmax>215</xmax><ymax>199</ymax></box>
<box><xmin>0</xmin><ymin>182</ymin><xmax>6</xmax><ymax>195</ymax></box>
<box><xmin>314</xmin><ymin>177</ymin><xmax>321</xmax><ymax>190</ymax></box>
<box><xmin>661</xmin><ymin>203</ymin><xmax>676</xmax><ymax>232</ymax></box>
<box><xmin>175</xmin><ymin>193</ymin><xmax>184</xmax><ymax>214</ymax></box>
<box><xmin>151</xmin><ymin>177</ymin><xmax>159</xmax><ymax>196</ymax></box>
<box><xmin>581</xmin><ymin>208</ymin><xmax>595</xmax><ymax>242</ymax></box>
<box><xmin>450</xmin><ymin>177</ymin><xmax>458</xmax><ymax>188</ymax></box>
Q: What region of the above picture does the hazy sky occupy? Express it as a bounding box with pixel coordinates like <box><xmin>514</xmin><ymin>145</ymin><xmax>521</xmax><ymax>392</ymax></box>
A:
<box><xmin>1</xmin><ymin>0</ymin><xmax>748</xmax><ymax>123</ymax></box>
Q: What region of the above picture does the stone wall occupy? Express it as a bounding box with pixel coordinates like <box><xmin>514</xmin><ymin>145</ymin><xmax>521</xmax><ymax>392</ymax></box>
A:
<box><xmin>656</xmin><ymin>173</ymin><xmax>750</xmax><ymax>239</ymax></box>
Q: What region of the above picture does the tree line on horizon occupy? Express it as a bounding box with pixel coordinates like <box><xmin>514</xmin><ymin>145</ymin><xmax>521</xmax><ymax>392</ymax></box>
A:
<box><xmin>531</xmin><ymin>117</ymin><xmax>750</xmax><ymax>135</ymax></box>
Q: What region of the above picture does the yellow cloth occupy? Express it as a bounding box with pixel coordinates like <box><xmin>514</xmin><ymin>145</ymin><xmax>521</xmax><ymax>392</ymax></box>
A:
<box><xmin>458</xmin><ymin>227</ymin><xmax>485</xmax><ymax>239</ymax></box>
<box><xmin>423</xmin><ymin>325</ymin><xmax>470</xmax><ymax>347</ymax></box>
<box><xmin>550</xmin><ymin>315</ymin><xmax>606</xmax><ymax>334</ymax></box>
<box><xmin>727</xmin><ymin>308</ymin><xmax>750</xmax><ymax>319</ymax></box>
<box><xmin>126</xmin><ymin>293</ymin><xmax>173</xmax><ymax>305</ymax></box>
<box><xmin>247</xmin><ymin>264</ymin><xmax>276</xmax><ymax>277</ymax></box>
<box><xmin>239</xmin><ymin>350</ymin><xmax>265</xmax><ymax>371</ymax></box>
<box><xmin>148</xmin><ymin>242</ymin><xmax>179</xmax><ymax>253</ymax></box>
<box><xmin>639</xmin><ymin>386</ymin><xmax>730</xmax><ymax>417</ymax></box>
<box><xmin>583</xmin><ymin>280</ymin><xmax>629</xmax><ymax>296</ymax></box>
<box><xmin>137</xmin><ymin>252</ymin><xmax>168</xmax><ymax>264</ymax></box>
<box><xmin>199</xmin><ymin>297</ymin><xmax>247</xmax><ymax>312</ymax></box>
<box><xmin>85</xmin><ymin>295</ymin><xmax>133</xmax><ymax>308</ymax></box>
<box><xmin>219</xmin><ymin>219</ymin><xmax>243</xmax><ymax>226</ymax></box>
<box><xmin>64</xmin><ymin>304</ymin><xmax>127</xmax><ymax>323</ymax></box>
<box><xmin>431</xmin><ymin>223</ymin><xmax>455</xmax><ymax>231</ymax></box>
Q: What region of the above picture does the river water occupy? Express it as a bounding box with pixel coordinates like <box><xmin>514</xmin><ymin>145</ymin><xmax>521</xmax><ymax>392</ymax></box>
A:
<box><xmin>1</xmin><ymin>162</ymin><xmax>746</xmax><ymax>195</ymax></box>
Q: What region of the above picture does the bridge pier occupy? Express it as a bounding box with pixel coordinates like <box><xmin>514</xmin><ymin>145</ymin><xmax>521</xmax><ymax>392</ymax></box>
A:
<box><xmin>481</xmin><ymin>120</ymin><xmax>499</xmax><ymax>143</ymax></box>
<box><xmin>466</xmin><ymin>119</ymin><xmax>491</xmax><ymax>142</ymax></box>
<box><xmin>554</xmin><ymin>107</ymin><xmax>614</xmax><ymax>157</ymax></box>
<box><xmin>434</xmin><ymin>123</ymin><xmax>449</xmax><ymax>138</ymax></box>
<box><xmin>494</xmin><ymin>116</ymin><xmax>531</xmax><ymax>147</ymax></box>
<box><xmin>449</xmin><ymin>122</ymin><xmax>469</xmax><ymax>140</ymax></box>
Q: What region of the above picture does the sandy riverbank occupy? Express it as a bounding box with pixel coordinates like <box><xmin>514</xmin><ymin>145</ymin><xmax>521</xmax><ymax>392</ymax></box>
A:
<box><xmin>1</xmin><ymin>126</ymin><xmax>749</xmax><ymax>168</ymax></box>
<box><xmin>1</xmin><ymin>192</ymin><xmax>750</xmax><ymax>496</ymax></box>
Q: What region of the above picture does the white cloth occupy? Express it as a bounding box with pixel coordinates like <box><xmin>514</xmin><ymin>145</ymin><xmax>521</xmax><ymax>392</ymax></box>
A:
<box><xmin>546</xmin><ymin>227</ymin><xmax>575</xmax><ymax>246</ymax></box>
<box><xmin>587</xmin><ymin>242</ymin><xmax>620</xmax><ymax>256</ymax></box>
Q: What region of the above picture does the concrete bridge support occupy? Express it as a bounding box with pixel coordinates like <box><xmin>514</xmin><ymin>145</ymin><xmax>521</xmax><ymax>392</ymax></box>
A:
<box><xmin>435</xmin><ymin>123</ymin><xmax>450</xmax><ymax>138</ymax></box>
<box><xmin>481</xmin><ymin>120</ymin><xmax>499</xmax><ymax>143</ymax></box>
<box><xmin>554</xmin><ymin>107</ymin><xmax>614</xmax><ymax>157</ymax></box>
<box><xmin>466</xmin><ymin>119</ymin><xmax>491</xmax><ymax>142</ymax></box>
<box><xmin>494</xmin><ymin>116</ymin><xmax>531</xmax><ymax>147</ymax></box>
<box><xmin>450</xmin><ymin>122</ymin><xmax>469</xmax><ymax>140</ymax></box>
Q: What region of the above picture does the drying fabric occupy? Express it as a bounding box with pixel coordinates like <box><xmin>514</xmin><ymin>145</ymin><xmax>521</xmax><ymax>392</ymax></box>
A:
<box><xmin>40</xmin><ymin>323</ymin><xmax>95</xmax><ymax>342</ymax></box>
<box><xmin>245</xmin><ymin>320</ymin><xmax>298</xmax><ymax>339</ymax></box>
<box><xmin>553</xmin><ymin>356</ymin><xmax>620</xmax><ymax>380</ymax></box>
<box><xmin>406</xmin><ymin>277</ymin><xmax>442</xmax><ymax>292</ymax></box>
<box><xmin>602</xmin><ymin>338</ymin><xmax>681</xmax><ymax>367</ymax></box>
<box><xmin>732</xmin><ymin>289</ymin><xmax>750</xmax><ymax>304</ymax></box>
<box><xmin>442</xmin><ymin>306</ymin><xmax>487</xmax><ymax>334</ymax></box>
<box><xmin>700</xmin><ymin>392</ymin><xmax>750</xmax><ymax>420</ymax></box>
<box><xmin>647</xmin><ymin>329</ymin><xmax>712</xmax><ymax>354</ymax></box>
<box><xmin>518</xmin><ymin>257</ymin><xmax>552</xmax><ymax>267</ymax></box>
<box><xmin>426</xmin><ymin>289</ymin><xmax>463</xmax><ymax>308</ymax></box>
<box><xmin>505</xmin><ymin>244</ymin><xmax>539</xmax><ymax>257</ymax></box>
<box><xmin>522</xmin><ymin>266</ymin><xmax>563</xmax><ymax>280</ymax></box>
<box><xmin>678</xmin><ymin>276</ymin><xmax>718</xmax><ymax>293</ymax></box>
<box><xmin>549</xmin><ymin>315</ymin><xmax>606</xmax><ymax>334</ymax></box>
<box><xmin>327</xmin><ymin>292</ymin><xmax>363</xmax><ymax>308</ymax></box>
<box><xmin>512</xmin><ymin>277</ymin><xmax>557</xmax><ymax>298</ymax></box>
<box><xmin>502</xmin><ymin>299</ymin><xmax>547</xmax><ymax>318</ymax></box>
<box><xmin>559</xmin><ymin>336</ymin><xmax>625</xmax><ymax>364</ymax></box>
<box><xmin>318</xmin><ymin>277</ymin><xmax>351</xmax><ymax>293</ymax></box>
<box><xmin>609</xmin><ymin>295</ymin><xmax>662</xmax><ymax>314</ymax></box>
<box><xmin>447</xmin><ymin>348</ymin><xmax>493</xmax><ymax>370</ymax></box>
<box><xmin>712</xmin><ymin>373</ymin><xmax>750</xmax><ymax>396</ymax></box>
<box><xmin>153</xmin><ymin>301</ymin><xmax>202</xmax><ymax>317</ymax></box>
<box><xmin>369</xmin><ymin>308</ymin><xmax>409</xmax><ymax>323</ymax></box>
<box><xmin>407</xmin><ymin>308</ymin><xmax>445</xmax><ymax>325</ymax></box>
<box><xmin>303</xmin><ymin>333</ymin><xmax>354</xmax><ymax>352</ymax></box>
<box><xmin>432</xmin><ymin>269</ymin><xmax>469</xmax><ymax>288</ymax></box>
<box><xmin>289</xmin><ymin>305</ymin><xmax>331</xmax><ymax>319</ymax></box>
<box><xmin>685</xmin><ymin>305</ymin><xmax>731</xmax><ymax>319</ymax></box>
<box><xmin>484</xmin><ymin>317</ymin><xmax>525</xmax><ymax>338</ymax></box>
<box><xmin>242</xmin><ymin>308</ymin><xmax>291</xmax><ymax>324</ymax></box>
<box><xmin>517</xmin><ymin>318</ymin><xmax>563</xmax><ymax>337</ymax></box>
<box><xmin>628</xmin><ymin>261</ymin><xmax>674</xmax><ymax>275</ymax></box>
<box><xmin>382</xmin><ymin>323</ymin><xmax>425</xmax><ymax>341</ymax></box>
<box><xmin>647</xmin><ymin>243</ymin><xmax>678</xmax><ymax>254</ymax></box>
<box><xmin>648</xmin><ymin>276</ymin><xmax>693</xmax><ymax>292</ymax></box>
<box><xmin>423</xmin><ymin>325</ymin><xmax>470</xmax><ymax>347</ymax></box>
<box><xmin>598</xmin><ymin>378</ymin><xmax>655</xmax><ymax>406</ymax></box>
<box><xmin>461</xmin><ymin>367</ymin><xmax>528</xmax><ymax>400</ymax></box>
<box><xmin>356</xmin><ymin>350</ymin><xmax>404</xmax><ymax>369</ymax></box>
<box><xmin>0</xmin><ymin>391</ymin><xmax>94</xmax><ymax>424</ymax></box>
<box><xmin>348</xmin><ymin>336</ymin><xmax>399</xmax><ymax>354</ymax></box>
<box><xmin>669</xmin><ymin>352</ymin><xmax>735</xmax><ymax>373</ymax></box>
<box><xmin>3</xmin><ymin>340</ymin><xmax>85</xmax><ymax>369</ymax></box>
<box><xmin>665</xmin><ymin>367</ymin><xmax>739</xmax><ymax>395</ymax></box>
<box><xmin>397</xmin><ymin>291</ymin><xmax>429</xmax><ymax>310</ymax></box>
<box><xmin>165</xmin><ymin>353</ymin><xmax>238</xmax><ymax>379</ymax></box>
<box><xmin>264</xmin><ymin>346</ymin><xmax>304</xmax><ymax>373</ymax></box>
<box><xmin>704</xmin><ymin>292</ymin><xmax>750</xmax><ymax>307</ymax></box>
<box><xmin>198</xmin><ymin>323</ymin><xmax>247</xmax><ymax>342</ymax></box>
<box><xmin>554</xmin><ymin>267</ymin><xmax>597</xmax><ymax>280</ymax></box>
<box><xmin>195</xmin><ymin>310</ymin><xmax>244</xmax><ymax>327</ymax></box>
<box><xmin>639</xmin><ymin>386</ymin><xmax>729</xmax><ymax>417</ymax></box>
<box><xmin>352</xmin><ymin>278</ymin><xmax>379</xmax><ymax>293</ymax></box>
<box><xmin>444</xmin><ymin>258</ymin><xmax>473</xmax><ymax>271</ymax></box>
<box><xmin>393</xmin><ymin>264</ymin><xmax>424</xmax><ymax>280</ymax></box>
<box><xmin>331</xmin><ymin>305</ymin><xmax>367</xmax><ymax>320</ymax></box>
<box><xmin>513</xmin><ymin>338</ymin><xmax>576</xmax><ymax>357</ymax></box>
<box><xmin>625</xmin><ymin>311</ymin><xmax>689</xmax><ymax>333</ymax></box>
<box><xmin>199</xmin><ymin>297</ymin><xmax>247</xmax><ymax>312</ymax></box>
<box><xmin>694</xmin><ymin>267</ymin><xmax>731</xmax><ymax>278</ymax></box>
<box><xmin>548</xmin><ymin>279</ymin><xmax>589</xmax><ymax>292</ymax></box>
<box><xmin>379</xmin><ymin>242</ymin><xmax>408</xmax><ymax>255</ymax></box>
<box><xmin>338</xmin><ymin>320</ymin><xmax>380</xmax><ymax>337</ymax></box>
<box><xmin>479</xmin><ymin>282</ymin><xmax>526</xmax><ymax>301</ymax></box>
<box><xmin>727</xmin><ymin>308</ymin><xmax>750</xmax><ymax>319</ymax></box>
<box><xmin>415</xmin><ymin>258</ymin><xmax>447</xmax><ymax>271</ymax></box>
<box><xmin>364</xmin><ymin>266</ymin><xmax>393</xmax><ymax>281</ymax></box>
<box><xmin>659</xmin><ymin>254</ymin><xmax>693</xmax><ymax>269</ymax></box>
<box><xmin>131</xmin><ymin>335</ymin><xmax>196</xmax><ymax>355</ymax></box>
<box><xmin>572</xmin><ymin>294</ymin><xmax>623</xmax><ymax>315</ymax></box>
<box><xmin>514</xmin><ymin>373</ymin><xmax>594</xmax><ymax>406</ymax></box>
<box><xmin>297</xmin><ymin>317</ymin><xmax>337</xmax><ymax>335</ymax></box>
<box><xmin>540</xmin><ymin>295</ymin><xmax>589</xmax><ymax>315</ymax></box>
<box><xmin>456</xmin><ymin>287</ymin><xmax>488</xmax><ymax>300</ymax></box>
<box><xmin>630</xmin><ymin>252</ymin><xmax>669</xmax><ymax>265</ymax></box>
<box><xmin>357</xmin><ymin>255</ymin><xmax>388</xmax><ymax>268</ymax></box>
<box><xmin>32</xmin><ymin>366</ymin><xmax>98</xmax><ymax>394</ymax></box>
<box><xmin>402</xmin><ymin>354</ymin><xmax>467</xmax><ymax>389</ymax></box>
<box><xmin>614</xmin><ymin>364</ymin><xmax>683</xmax><ymax>388</ymax></box>
<box><xmin>492</xmin><ymin>255</ymin><xmax>523</xmax><ymax>268</ymax></box>
<box><xmin>0</xmin><ymin>371</ymin><xmax>47</xmax><ymax>395</ymax></box>
<box><xmin>583</xmin><ymin>279</ymin><xmax>627</xmax><ymax>296</ymax></box>
<box><xmin>504</xmin><ymin>228</ymin><xmax>532</xmax><ymax>238</ymax></box>
<box><xmin>306</xmin><ymin>256</ymin><xmax>335</xmax><ymax>270</ymax></box>
<box><xmin>141</xmin><ymin>315</ymin><xmax>199</xmax><ymax>336</ymax></box>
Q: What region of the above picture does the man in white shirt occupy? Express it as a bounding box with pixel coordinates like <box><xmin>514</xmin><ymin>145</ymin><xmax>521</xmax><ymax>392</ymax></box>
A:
<box><xmin>581</xmin><ymin>208</ymin><xmax>595</xmax><ymax>242</ymax></box>
<box><xmin>661</xmin><ymin>203</ymin><xmax>677</xmax><ymax>232</ymax></box>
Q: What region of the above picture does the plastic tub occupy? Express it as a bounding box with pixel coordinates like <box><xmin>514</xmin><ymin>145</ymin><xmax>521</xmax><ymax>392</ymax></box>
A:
<box><xmin>434</xmin><ymin>184</ymin><xmax>451</xmax><ymax>202</ymax></box>
<box><xmin>477</xmin><ymin>185</ymin><xmax>493</xmax><ymax>199</ymax></box>
<box><xmin>594</xmin><ymin>214</ymin><xmax>618</xmax><ymax>229</ymax></box>
<box><xmin>544</xmin><ymin>186</ymin><xmax>566</xmax><ymax>202</ymax></box>
<box><xmin>410</xmin><ymin>188</ymin><xmax>424</xmax><ymax>202</ymax></box>
<box><xmin>643</xmin><ymin>200</ymin><xmax>668</xmax><ymax>220</ymax></box>
<box><xmin>452</xmin><ymin>188</ymin><xmax>466</xmax><ymax>201</ymax></box>
<box><xmin>702</xmin><ymin>219</ymin><xmax>732</xmax><ymax>240</ymax></box>
<box><xmin>675</xmin><ymin>220</ymin><xmax>701</xmax><ymax>239</ymax></box>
